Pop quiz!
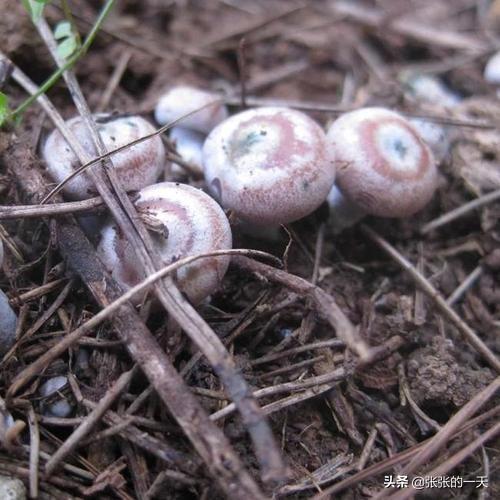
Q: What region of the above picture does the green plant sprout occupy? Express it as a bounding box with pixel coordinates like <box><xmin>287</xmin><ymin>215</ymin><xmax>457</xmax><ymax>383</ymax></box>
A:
<box><xmin>0</xmin><ymin>0</ymin><xmax>114</xmax><ymax>127</ymax></box>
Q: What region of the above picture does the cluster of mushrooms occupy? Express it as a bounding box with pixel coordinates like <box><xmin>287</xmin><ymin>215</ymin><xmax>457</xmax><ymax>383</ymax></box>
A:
<box><xmin>36</xmin><ymin>85</ymin><xmax>442</xmax><ymax>310</ymax></box>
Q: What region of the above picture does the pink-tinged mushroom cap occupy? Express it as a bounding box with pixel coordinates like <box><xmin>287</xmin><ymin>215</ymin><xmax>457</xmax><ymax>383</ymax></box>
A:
<box><xmin>97</xmin><ymin>182</ymin><xmax>232</xmax><ymax>304</ymax></box>
<box><xmin>327</xmin><ymin>107</ymin><xmax>438</xmax><ymax>217</ymax></box>
<box><xmin>154</xmin><ymin>86</ymin><xmax>228</xmax><ymax>134</ymax></box>
<box><xmin>43</xmin><ymin>114</ymin><xmax>166</xmax><ymax>200</ymax></box>
<box><xmin>203</xmin><ymin>107</ymin><xmax>336</xmax><ymax>226</ymax></box>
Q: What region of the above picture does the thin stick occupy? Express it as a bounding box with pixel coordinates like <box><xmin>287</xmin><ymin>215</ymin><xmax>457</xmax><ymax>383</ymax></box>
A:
<box><xmin>446</xmin><ymin>265</ymin><xmax>483</xmax><ymax>306</ymax></box>
<box><xmin>250</xmin><ymin>339</ymin><xmax>345</xmax><ymax>366</ymax></box>
<box><xmin>312</xmin><ymin>405</ymin><xmax>500</xmax><ymax>499</ymax></box>
<box><xmin>5</xmin><ymin>75</ymin><xmax>264</xmax><ymax>500</ymax></box>
<box><xmin>27</xmin><ymin>406</ymin><xmax>40</xmax><ymax>499</ymax></box>
<box><xmin>385</xmin><ymin>421</ymin><xmax>500</xmax><ymax>500</ymax></box>
<box><xmin>237</xmin><ymin>37</ymin><xmax>248</xmax><ymax>108</ymax></box>
<box><xmin>361</xmin><ymin>225</ymin><xmax>500</xmax><ymax>373</ymax></box>
<box><xmin>332</xmin><ymin>0</ymin><xmax>488</xmax><ymax>51</ymax></box>
<box><xmin>8</xmin><ymin>249</ymin><xmax>277</xmax><ymax>395</ymax></box>
<box><xmin>421</xmin><ymin>188</ymin><xmax>500</xmax><ymax>234</ymax></box>
<box><xmin>0</xmin><ymin>196</ymin><xmax>104</xmax><ymax>220</ymax></box>
<box><xmin>397</xmin><ymin>376</ymin><xmax>500</xmax><ymax>477</ymax></box>
<box><xmin>95</xmin><ymin>50</ymin><xmax>131</xmax><ymax>112</ymax></box>
<box><xmin>233</xmin><ymin>256</ymin><xmax>371</xmax><ymax>361</ymax></box>
<box><xmin>36</xmin><ymin>17</ymin><xmax>286</xmax><ymax>484</ymax></box>
<box><xmin>45</xmin><ymin>367</ymin><xmax>137</xmax><ymax>475</ymax></box>
<box><xmin>223</xmin><ymin>95</ymin><xmax>494</xmax><ymax>129</ymax></box>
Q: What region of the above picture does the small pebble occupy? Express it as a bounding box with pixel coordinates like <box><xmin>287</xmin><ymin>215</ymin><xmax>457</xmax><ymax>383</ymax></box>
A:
<box><xmin>0</xmin><ymin>475</ymin><xmax>26</xmax><ymax>500</ymax></box>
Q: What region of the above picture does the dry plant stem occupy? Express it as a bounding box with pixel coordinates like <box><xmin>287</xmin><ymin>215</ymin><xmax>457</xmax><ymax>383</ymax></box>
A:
<box><xmin>0</xmin><ymin>279</ymin><xmax>74</xmax><ymax>366</ymax></box>
<box><xmin>312</xmin><ymin>405</ymin><xmax>500</xmax><ymax>499</ymax></box>
<box><xmin>35</xmin><ymin>18</ymin><xmax>285</xmax><ymax>484</ymax></box>
<box><xmin>331</xmin><ymin>0</ymin><xmax>488</xmax><ymax>51</ymax></box>
<box><xmin>250</xmin><ymin>339</ymin><xmax>345</xmax><ymax>366</ymax></box>
<box><xmin>397</xmin><ymin>376</ymin><xmax>500</xmax><ymax>477</ymax></box>
<box><xmin>82</xmin><ymin>403</ymin><xmax>194</xmax><ymax>470</ymax></box>
<box><xmin>0</xmin><ymin>197</ymin><xmax>104</xmax><ymax>220</ymax></box>
<box><xmin>233</xmin><ymin>256</ymin><xmax>370</xmax><ymax>360</ymax></box>
<box><xmin>223</xmin><ymin>95</ymin><xmax>493</xmax><ymax>129</ymax></box>
<box><xmin>4</xmin><ymin>144</ymin><xmax>264</xmax><ymax>498</ymax></box>
<box><xmin>384</xmin><ymin>421</ymin><xmax>500</xmax><ymax>500</ymax></box>
<box><xmin>211</xmin><ymin>336</ymin><xmax>403</xmax><ymax>421</ymax></box>
<box><xmin>8</xmin><ymin>249</ymin><xmax>277</xmax><ymax>396</ymax></box>
<box><xmin>95</xmin><ymin>50</ymin><xmax>131</xmax><ymax>112</ymax></box>
<box><xmin>361</xmin><ymin>225</ymin><xmax>500</xmax><ymax>372</ymax></box>
<box><xmin>446</xmin><ymin>265</ymin><xmax>483</xmax><ymax>306</ymax></box>
<box><xmin>45</xmin><ymin>367</ymin><xmax>138</xmax><ymax>475</ymax></box>
<box><xmin>420</xmin><ymin>188</ymin><xmax>500</xmax><ymax>234</ymax></box>
<box><xmin>27</xmin><ymin>406</ymin><xmax>40</xmax><ymax>499</ymax></box>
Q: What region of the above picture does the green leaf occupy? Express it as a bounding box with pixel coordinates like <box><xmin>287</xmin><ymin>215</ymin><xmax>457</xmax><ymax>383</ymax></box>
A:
<box><xmin>57</xmin><ymin>37</ymin><xmax>78</xmax><ymax>59</ymax></box>
<box><xmin>0</xmin><ymin>92</ymin><xmax>9</xmax><ymax>127</ymax></box>
<box><xmin>54</xmin><ymin>20</ymin><xmax>72</xmax><ymax>40</ymax></box>
<box><xmin>53</xmin><ymin>20</ymin><xmax>80</xmax><ymax>60</ymax></box>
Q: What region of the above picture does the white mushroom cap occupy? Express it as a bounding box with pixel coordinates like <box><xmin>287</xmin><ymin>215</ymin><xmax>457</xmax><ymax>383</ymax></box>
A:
<box><xmin>169</xmin><ymin>126</ymin><xmax>205</xmax><ymax>175</ymax></box>
<box><xmin>40</xmin><ymin>376</ymin><xmax>72</xmax><ymax>418</ymax></box>
<box><xmin>43</xmin><ymin>114</ymin><xmax>166</xmax><ymax>200</ymax></box>
<box><xmin>97</xmin><ymin>182</ymin><xmax>232</xmax><ymax>304</ymax></box>
<box><xmin>154</xmin><ymin>86</ymin><xmax>228</xmax><ymax>134</ymax></box>
<box><xmin>327</xmin><ymin>107</ymin><xmax>438</xmax><ymax>218</ymax></box>
<box><xmin>203</xmin><ymin>107</ymin><xmax>336</xmax><ymax>226</ymax></box>
<box><xmin>484</xmin><ymin>51</ymin><xmax>500</xmax><ymax>84</ymax></box>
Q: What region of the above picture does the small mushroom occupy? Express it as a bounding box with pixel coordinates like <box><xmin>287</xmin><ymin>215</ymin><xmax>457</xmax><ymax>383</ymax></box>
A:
<box><xmin>326</xmin><ymin>107</ymin><xmax>438</xmax><ymax>231</ymax></box>
<box><xmin>169</xmin><ymin>126</ymin><xmax>205</xmax><ymax>175</ymax></box>
<box><xmin>409</xmin><ymin>118</ymin><xmax>450</xmax><ymax>164</ymax></box>
<box><xmin>154</xmin><ymin>86</ymin><xmax>228</xmax><ymax>134</ymax></box>
<box><xmin>0</xmin><ymin>241</ymin><xmax>17</xmax><ymax>356</ymax></box>
<box><xmin>400</xmin><ymin>72</ymin><xmax>461</xmax><ymax>108</ymax></box>
<box><xmin>39</xmin><ymin>376</ymin><xmax>72</xmax><ymax>418</ymax></box>
<box><xmin>43</xmin><ymin>114</ymin><xmax>166</xmax><ymax>200</ymax></box>
<box><xmin>97</xmin><ymin>182</ymin><xmax>232</xmax><ymax>304</ymax></box>
<box><xmin>203</xmin><ymin>106</ymin><xmax>336</xmax><ymax>227</ymax></box>
<box><xmin>484</xmin><ymin>51</ymin><xmax>500</xmax><ymax>85</ymax></box>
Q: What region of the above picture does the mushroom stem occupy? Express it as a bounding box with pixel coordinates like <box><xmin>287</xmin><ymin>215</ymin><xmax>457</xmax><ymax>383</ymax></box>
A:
<box><xmin>327</xmin><ymin>185</ymin><xmax>367</xmax><ymax>233</ymax></box>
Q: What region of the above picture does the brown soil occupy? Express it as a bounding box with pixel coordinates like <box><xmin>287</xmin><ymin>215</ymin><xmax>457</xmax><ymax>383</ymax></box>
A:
<box><xmin>0</xmin><ymin>0</ymin><xmax>499</xmax><ymax>499</ymax></box>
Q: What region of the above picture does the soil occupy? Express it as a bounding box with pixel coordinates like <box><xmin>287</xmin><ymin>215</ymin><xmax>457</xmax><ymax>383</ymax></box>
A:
<box><xmin>0</xmin><ymin>0</ymin><xmax>499</xmax><ymax>499</ymax></box>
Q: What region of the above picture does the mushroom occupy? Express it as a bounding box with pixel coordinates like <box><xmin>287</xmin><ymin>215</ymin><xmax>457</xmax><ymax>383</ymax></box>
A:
<box><xmin>42</xmin><ymin>114</ymin><xmax>166</xmax><ymax>200</ymax></box>
<box><xmin>484</xmin><ymin>51</ymin><xmax>500</xmax><ymax>85</ymax></box>
<box><xmin>39</xmin><ymin>376</ymin><xmax>72</xmax><ymax>418</ymax></box>
<box><xmin>0</xmin><ymin>240</ymin><xmax>17</xmax><ymax>356</ymax></box>
<box><xmin>97</xmin><ymin>182</ymin><xmax>232</xmax><ymax>304</ymax></box>
<box><xmin>400</xmin><ymin>72</ymin><xmax>461</xmax><ymax>108</ymax></box>
<box><xmin>202</xmin><ymin>107</ymin><xmax>336</xmax><ymax>227</ymax></box>
<box><xmin>169</xmin><ymin>126</ymin><xmax>205</xmax><ymax>175</ymax></box>
<box><xmin>154</xmin><ymin>85</ymin><xmax>228</xmax><ymax>134</ymax></box>
<box><xmin>326</xmin><ymin>107</ymin><xmax>438</xmax><ymax>231</ymax></box>
<box><xmin>409</xmin><ymin>118</ymin><xmax>450</xmax><ymax>164</ymax></box>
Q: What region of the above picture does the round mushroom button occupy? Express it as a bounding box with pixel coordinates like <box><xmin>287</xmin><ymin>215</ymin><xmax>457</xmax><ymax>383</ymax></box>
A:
<box><xmin>202</xmin><ymin>107</ymin><xmax>336</xmax><ymax>226</ymax></box>
<box><xmin>326</xmin><ymin>107</ymin><xmax>438</xmax><ymax>219</ymax></box>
